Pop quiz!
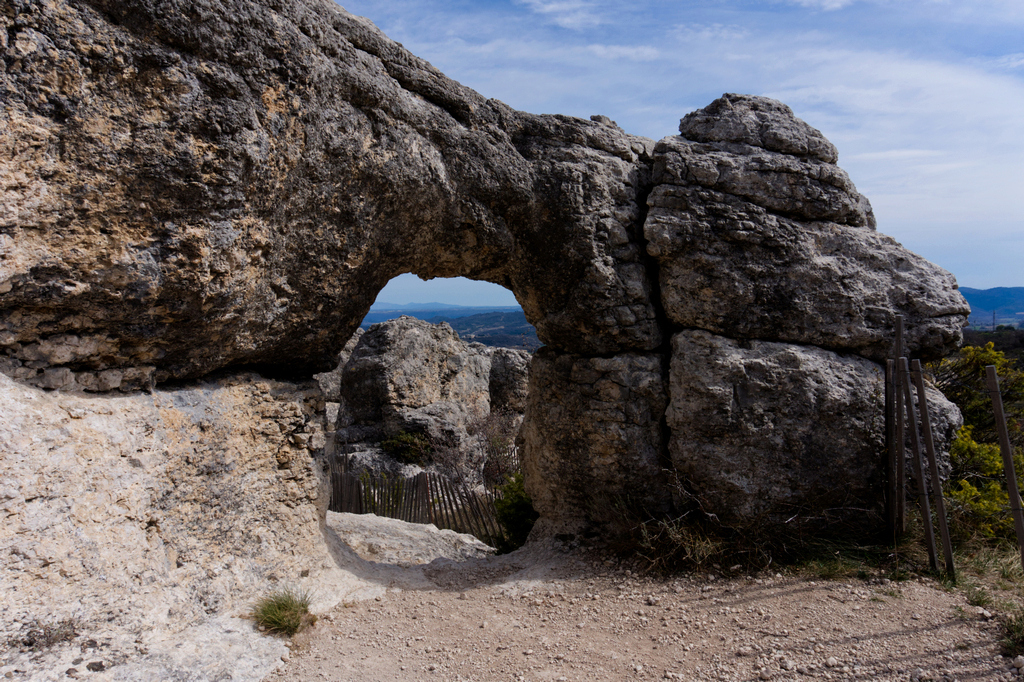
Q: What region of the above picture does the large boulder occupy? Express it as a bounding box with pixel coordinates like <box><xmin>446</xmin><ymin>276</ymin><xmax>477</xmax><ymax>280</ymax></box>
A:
<box><xmin>332</xmin><ymin>317</ymin><xmax>530</xmax><ymax>451</ymax></box>
<box><xmin>666</xmin><ymin>330</ymin><xmax>962</xmax><ymax>528</ymax></box>
<box><xmin>645</xmin><ymin>95</ymin><xmax>968</xmax><ymax>363</ymax></box>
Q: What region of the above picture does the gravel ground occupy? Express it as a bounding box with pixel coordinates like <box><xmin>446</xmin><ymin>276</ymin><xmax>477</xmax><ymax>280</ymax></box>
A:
<box><xmin>265</xmin><ymin>543</ymin><xmax>1019</xmax><ymax>682</ymax></box>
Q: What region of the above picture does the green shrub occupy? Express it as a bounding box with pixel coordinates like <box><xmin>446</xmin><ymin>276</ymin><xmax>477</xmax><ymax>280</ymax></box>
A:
<box><xmin>930</xmin><ymin>344</ymin><xmax>1024</xmax><ymax>544</ymax></box>
<box><xmin>493</xmin><ymin>473</ymin><xmax>539</xmax><ymax>552</ymax></box>
<box><xmin>380</xmin><ymin>431</ymin><xmax>433</xmax><ymax>465</ymax></box>
<box><xmin>252</xmin><ymin>588</ymin><xmax>315</xmax><ymax>636</ymax></box>
<box><xmin>931</xmin><ymin>343</ymin><xmax>1024</xmax><ymax>447</ymax></box>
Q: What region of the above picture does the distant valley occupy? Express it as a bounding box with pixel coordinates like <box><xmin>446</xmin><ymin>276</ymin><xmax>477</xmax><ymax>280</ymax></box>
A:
<box><xmin>362</xmin><ymin>303</ymin><xmax>541</xmax><ymax>351</ymax></box>
<box><xmin>362</xmin><ymin>287</ymin><xmax>1024</xmax><ymax>352</ymax></box>
<box><xmin>960</xmin><ymin>287</ymin><xmax>1024</xmax><ymax>329</ymax></box>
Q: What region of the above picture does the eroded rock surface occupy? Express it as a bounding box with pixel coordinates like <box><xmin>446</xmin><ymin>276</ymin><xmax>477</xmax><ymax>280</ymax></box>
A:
<box><xmin>645</xmin><ymin>95</ymin><xmax>968</xmax><ymax>362</ymax></box>
<box><xmin>0</xmin><ymin>0</ymin><xmax>973</xmax><ymax>650</ymax></box>
<box><xmin>0</xmin><ymin>0</ymin><xmax>659</xmax><ymax>386</ymax></box>
<box><xmin>521</xmin><ymin>348</ymin><xmax>670</xmax><ymax>525</ymax></box>
<box><xmin>0</xmin><ymin>372</ymin><xmax>376</xmax><ymax>681</ymax></box>
<box><xmin>331</xmin><ymin>317</ymin><xmax>530</xmax><ymax>452</ymax></box>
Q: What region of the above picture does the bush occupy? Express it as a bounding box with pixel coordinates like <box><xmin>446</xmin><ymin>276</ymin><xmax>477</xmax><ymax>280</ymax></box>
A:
<box><xmin>493</xmin><ymin>473</ymin><xmax>539</xmax><ymax>552</ymax></box>
<box><xmin>380</xmin><ymin>431</ymin><xmax>433</xmax><ymax>465</ymax></box>
<box><xmin>930</xmin><ymin>344</ymin><xmax>1024</xmax><ymax>544</ymax></box>
<box><xmin>252</xmin><ymin>589</ymin><xmax>315</xmax><ymax>636</ymax></box>
<box><xmin>931</xmin><ymin>343</ymin><xmax>1024</xmax><ymax>447</ymax></box>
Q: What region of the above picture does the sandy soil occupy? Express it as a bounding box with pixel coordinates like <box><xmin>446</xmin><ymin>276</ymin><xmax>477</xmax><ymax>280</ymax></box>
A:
<box><xmin>264</xmin><ymin>535</ymin><xmax>1019</xmax><ymax>682</ymax></box>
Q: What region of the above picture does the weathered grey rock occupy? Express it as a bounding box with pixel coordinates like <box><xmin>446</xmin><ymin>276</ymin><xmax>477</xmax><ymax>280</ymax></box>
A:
<box><xmin>489</xmin><ymin>347</ymin><xmax>532</xmax><ymax>413</ymax></box>
<box><xmin>333</xmin><ymin>317</ymin><xmax>530</xmax><ymax>452</ymax></box>
<box><xmin>678</xmin><ymin>94</ymin><xmax>839</xmax><ymax>163</ymax></box>
<box><xmin>0</xmin><ymin>0</ymin><xmax>659</xmax><ymax>385</ymax></box>
<box><xmin>314</xmin><ymin>328</ymin><xmax>365</xmax><ymax>401</ymax></box>
<box><xmin>667</xmin><ymin>330</ymin><xmax>890</xmax><ymax>527</ymax></box>
<box><xmin>521</xmin><ymin>348</ymin><xmax>670</xmax><ymax>527</ymax></box>
<box><xmin>646</xmin><ymin>95</ymin><xmax>969</xmax><ymax>362</ymax></box>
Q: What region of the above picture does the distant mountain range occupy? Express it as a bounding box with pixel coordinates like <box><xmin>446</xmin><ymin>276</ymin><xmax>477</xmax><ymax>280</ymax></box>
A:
<box><xmin>362</xmin><ymin>302</ymin><xmax>523</xmax><ymax>328</ymax></box>
<box><xmin>361</xmin><ymin>304</ymin><xmax>540</xmax><ymax>350</ymax></box>
<box><xmin>363</xmin><ymin>287</ymin><xmax>1024</xmax><ymax>343</ymax></box>
<box><xmin>960</xmin><ymin>287</ymin><xmax>1024</xmax><ymax>328</ymax></box>
<box><xmin>428</xmin><ymin>311</ymin><xmax>541</xmax><ymax>351</ymax></box>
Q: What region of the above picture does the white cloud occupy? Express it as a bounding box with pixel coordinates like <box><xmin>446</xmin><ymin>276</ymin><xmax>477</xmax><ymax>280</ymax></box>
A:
<box><xmin>586</xmin><ymin>44</ymin><xmax>659</xmax><ymax>61</ymax></box>
<box><xmin>514</xmin><ymin>0</ymin><xmax>605</xmax><ymax>29</ymax></box>
<box><xmin>991</xmin><ymin>53</ymin><xmax>1024</xmax><ymax>69</ymax></box>
<box><xmin>787</xmin><ymin>0</ymin><xmax>856</xmax><ymax>10</ymax></box>
<box><xmin>671</xmin><ymin>23</ymin><xmax>750</xmax><ymax>42</ymax></box>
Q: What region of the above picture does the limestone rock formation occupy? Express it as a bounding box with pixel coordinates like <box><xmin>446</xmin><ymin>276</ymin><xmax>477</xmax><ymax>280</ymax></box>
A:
<box><xmin>0</xmin><ymin>371</ymin><xmax>371</xmax><ymax>681</ymax></box>
<box><xmin>326</xmin><ymin>511</ymin><xmax>495</xmax><ymax>567</ymax></box>
<box><xmin>0</xmin><ymin>0</ymin><xmax>659</xmax><ymax>388</ymax></box>
<box><xmin>645</xmin><ymin>95</ymin><xmax>967</xmax><ymax>362</ymax></box>
<box><xmin>331</xmin><ymin>317</ymin><xmax>530</xmax><ymax>454</ymax></box>
<box><xmin>0</xmin><ymin>1</ymin><xmax>973</xmax><ymax>649</ymax></box>
<box><xmin>520</xmin><ymin>349</ymin><xmax>670</xmax><ymax>525</ymax></box>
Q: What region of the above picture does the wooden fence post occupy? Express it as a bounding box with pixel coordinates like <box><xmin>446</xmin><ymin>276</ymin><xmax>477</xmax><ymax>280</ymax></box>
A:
<box><xmin>901</xmin><ymin>358</ymin><xmax>937</xmax><ymax>571</ymax></box>
<box><xmin>895</xmin><ymin>316</ymin><xmax>907</xmax><ymax>534</ymax></box>
<box><xmin>886</xmin><ymin>359</ymin><xmax>897</xmax><ymax>537</ymax></box>
<box><xmin>911</xmin><ymin>360</ymin><xmax>955</xmax><ymax>578</ymax></box>
<box><xmin>986</xmin><ymin>365</ymin><xmax>1024</xmax><ymax>572</ymax></box>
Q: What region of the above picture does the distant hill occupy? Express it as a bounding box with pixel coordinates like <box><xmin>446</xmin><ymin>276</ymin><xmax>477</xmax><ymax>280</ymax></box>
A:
<box><xmin>428</xmin><ymin>311</ymin><xmax>541</xmax><ymax>352</ymax></box>
<box><xmin>361</xmin><ymin>303</ymin><xmax>523</xmax><ymax>327</ymax></box>
<box><xmin>960</xmin><ymin>287</ymin><xmax>1024</xmax><ymax>329</ymax></box>
<box><xmin>360</xmin><ymin>306</ymin><xmax>540</xmax><ymax>351</ymax></box>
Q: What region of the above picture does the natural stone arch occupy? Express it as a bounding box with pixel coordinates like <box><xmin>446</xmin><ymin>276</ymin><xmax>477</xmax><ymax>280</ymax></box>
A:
<box><xmin>0</xmin><ymin>0</ymin><xmax>969</xmax><ymax>533</ymax></box>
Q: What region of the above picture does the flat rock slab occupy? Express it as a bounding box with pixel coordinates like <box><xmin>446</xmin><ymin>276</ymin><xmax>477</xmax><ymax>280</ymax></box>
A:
<box><xmin>325</xmin><ymin>511</ymin><xmax>496</xmax><ymax>567</ymax></box>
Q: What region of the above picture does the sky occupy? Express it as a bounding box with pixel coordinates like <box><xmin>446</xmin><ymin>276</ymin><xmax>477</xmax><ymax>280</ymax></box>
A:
<box><xmin>355</xmin><ymin>0</ymin><xmax>1024</xmax><ymax>307</ymax></box>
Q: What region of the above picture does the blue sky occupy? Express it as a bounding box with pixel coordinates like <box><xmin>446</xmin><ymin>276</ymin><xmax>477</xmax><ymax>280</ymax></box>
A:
<box><xmin>353</xmin><ymin>0</ymin><xmax>1024</xmax><ymax>307</ymax></box>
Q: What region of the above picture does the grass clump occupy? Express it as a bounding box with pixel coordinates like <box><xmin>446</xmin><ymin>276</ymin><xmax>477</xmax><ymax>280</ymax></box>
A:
<box><xmin>8</xmin><ymin>618</ymin><xmax>79</xmax><ymax>651</ymax></box>
<box><xmin>252</xmin><ymin>589</ymin><xmax>315</xmax><ymax>636</ymax></box>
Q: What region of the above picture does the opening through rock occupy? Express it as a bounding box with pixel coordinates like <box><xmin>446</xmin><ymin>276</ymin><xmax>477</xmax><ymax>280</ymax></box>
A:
<box><xmin>317</xmin><ymin>276</ymin><xmax>541</xmax><ymax>554</ymax></box>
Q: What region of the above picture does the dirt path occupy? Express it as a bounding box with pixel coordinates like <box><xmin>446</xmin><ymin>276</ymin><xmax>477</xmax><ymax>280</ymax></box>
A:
<box><xmin>264</xmin><ymin>538</ymin><xmax>1015</xmax><ymax>682</ymax></box>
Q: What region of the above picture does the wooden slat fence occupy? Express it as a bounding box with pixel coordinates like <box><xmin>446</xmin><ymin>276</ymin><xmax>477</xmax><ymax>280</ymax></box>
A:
<box><xmin>328</xmin><ymin>453</ymin><xmax>507</xmax><ymax>546</ymax></box>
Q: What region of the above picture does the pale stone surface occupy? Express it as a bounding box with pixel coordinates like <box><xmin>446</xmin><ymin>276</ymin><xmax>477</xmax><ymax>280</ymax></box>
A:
<box><xmin>521</xmin><ymin>348</ymin><xmax>670</xmax><ymax>526</ymax></box>
<box><xmin>0</xmin><ymin>372</ymin><xmax>386</xmax><ymax>681</ymax></box>
<box><xmin>325</xmin><ymin>512</ymin><xmax>495</xmax><ymax>567</ymax></box>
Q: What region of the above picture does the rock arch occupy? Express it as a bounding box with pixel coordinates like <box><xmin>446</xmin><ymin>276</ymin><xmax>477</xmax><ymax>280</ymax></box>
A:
<box><xmin>0</xmin><ymin>0</ymin><xmax>968</xmax><ymax>532</ymax></box>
